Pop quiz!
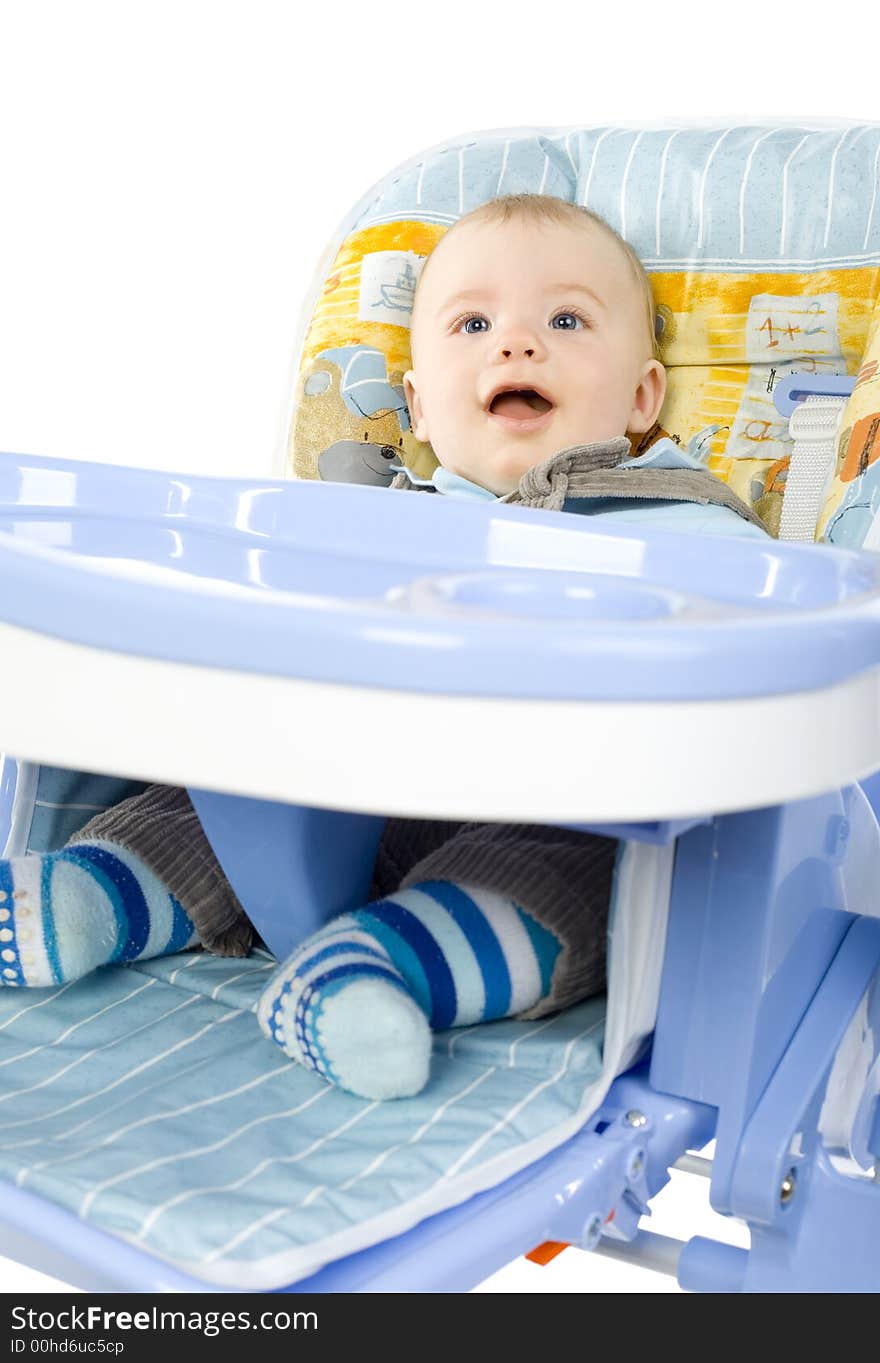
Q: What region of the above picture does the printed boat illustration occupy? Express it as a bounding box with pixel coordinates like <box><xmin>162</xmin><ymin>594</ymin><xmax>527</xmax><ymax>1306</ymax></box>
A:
<box><xmin>378</xmin><ymin>260</ymin><xmax>418</xmax><ymax>312</ymax></box>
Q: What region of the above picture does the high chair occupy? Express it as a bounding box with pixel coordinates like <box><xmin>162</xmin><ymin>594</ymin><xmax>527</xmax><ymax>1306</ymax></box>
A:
<box><xmin>0</xmin><ymin>120</ymin><xmax>878</xmax><ymax>1293</ymax></box>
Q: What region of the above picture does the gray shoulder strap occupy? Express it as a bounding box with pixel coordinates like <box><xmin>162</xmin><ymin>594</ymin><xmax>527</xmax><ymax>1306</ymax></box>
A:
<box><xmin>502</xmin><ymin>441</ymin><xmax>766</xmax><ymax>530</ymax></box>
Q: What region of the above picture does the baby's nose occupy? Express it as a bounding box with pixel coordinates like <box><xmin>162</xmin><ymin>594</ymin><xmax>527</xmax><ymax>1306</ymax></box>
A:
<box><xmin>494</xmin><ymin>328</ymin><xmax>543</xmax><ymax>360</ymax></box>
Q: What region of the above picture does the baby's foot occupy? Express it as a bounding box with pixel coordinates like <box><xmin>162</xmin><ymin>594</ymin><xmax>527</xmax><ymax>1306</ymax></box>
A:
<box><xmin>257</xmin><ymin>917</ymin><xmax>431</xmax><ymax>1100</ymax></box>
<box><xmin>0</xmin><ymin>842</ymin><xmax>196</xmax><ymax>987</ymax></box>
<box><xmin>0</xmin><ymin>857</ymin><xmax>50</xmax><ymax>986</ymax></box>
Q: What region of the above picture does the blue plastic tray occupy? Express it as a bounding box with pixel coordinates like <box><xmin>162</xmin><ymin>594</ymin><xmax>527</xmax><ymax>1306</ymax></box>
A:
<box><xmin>2</xmin><ymin>451</ymin><xmax>880</xmax><ymax>703</ymax></box>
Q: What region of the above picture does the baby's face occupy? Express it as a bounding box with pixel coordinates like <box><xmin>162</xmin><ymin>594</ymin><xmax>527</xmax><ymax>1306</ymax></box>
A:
<box><xmin>404</xmin><ymin>219</ymin><xmax>665</xmax><ymax>495</ymax></box>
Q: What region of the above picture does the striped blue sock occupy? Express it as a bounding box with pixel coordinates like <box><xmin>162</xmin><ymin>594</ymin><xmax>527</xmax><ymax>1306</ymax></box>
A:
<box><xmin>257</xmin><ymin>881</ymin><xmax>562</xmax><ymax>1100</ymax></box>
<box><xmin>0</xmin><ymin>839</ymin><xmax>198</xmax><ymax>988</ymax></box>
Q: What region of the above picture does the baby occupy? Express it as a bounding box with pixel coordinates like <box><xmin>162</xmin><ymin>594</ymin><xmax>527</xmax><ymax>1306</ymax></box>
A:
<box><xmin>404</xmin><ymin>193</ymin><xmax>665</xmax><ymax>496</ymax></box>
<box><xmin>0</xmin><ymin>196</ymin><xmax>765</xmax><ymax>1101</ymax></box>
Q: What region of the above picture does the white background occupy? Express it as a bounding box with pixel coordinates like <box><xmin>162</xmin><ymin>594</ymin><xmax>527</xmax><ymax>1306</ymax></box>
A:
<box><xmin>0</xmin><ymin>0</ymin><xmax>869</xmax><ymax>1294</ymax></box>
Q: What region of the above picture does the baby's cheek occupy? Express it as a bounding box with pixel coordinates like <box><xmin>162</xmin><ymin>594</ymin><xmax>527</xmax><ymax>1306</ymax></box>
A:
<box><xmin>435</xmin><ymin>386</ymin><xmax>480</xmax><ymax>439</ymax></box>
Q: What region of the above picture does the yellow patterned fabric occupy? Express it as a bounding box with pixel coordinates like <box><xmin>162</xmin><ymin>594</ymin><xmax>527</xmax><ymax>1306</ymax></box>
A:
<box><xmin>818</xmin><ymin>297</ymin><xmax>880</xmax><ymax>546</ymax></box>
<box><xmin>287</xmin><ymin>126</ymin><xmax>880</xmax><ymax>540</ymax></box>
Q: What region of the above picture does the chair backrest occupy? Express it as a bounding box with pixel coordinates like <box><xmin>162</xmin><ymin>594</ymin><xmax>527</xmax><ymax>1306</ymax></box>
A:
<box><xmin>286</xmin><ymin>121</ymin><xmax>880</xmax><ymax>539</ymax></box>
<box><xmin>819</xmin><ymin>294</ymin><xmax>880</xmax><ymax>548</ymax></box>
<box><xmin>0</xmin><ymin>760</ymin><xmax>147</xmax><ymax>858</ymax></box>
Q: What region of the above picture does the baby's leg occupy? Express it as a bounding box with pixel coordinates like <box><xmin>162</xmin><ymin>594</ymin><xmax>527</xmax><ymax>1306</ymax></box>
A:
<box><xmin>257</xmin><ymin>881</ymin><xmax>562</xmax><ymax>1100</ymax></box>
<box><xmin>0</xmin><ymin>841</ymin><xmax>199</xmax><ymax>986</ymax></box>
<box><xmin>259</xmin><ymin>821</ymin><xmax>616</xmax><ymax>1101</ymax></box>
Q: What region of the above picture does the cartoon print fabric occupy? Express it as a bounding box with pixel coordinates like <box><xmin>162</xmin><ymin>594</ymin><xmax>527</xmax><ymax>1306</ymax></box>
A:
<box><xmin>288</xmin><ymin>125</ymin><xmax>880</xmax><ymax>542</ymax></box>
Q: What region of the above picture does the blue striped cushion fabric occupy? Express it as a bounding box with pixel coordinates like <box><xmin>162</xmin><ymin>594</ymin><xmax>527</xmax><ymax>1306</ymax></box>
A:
<box><xmin>26</xmin><ymin>766</ymin><xmax>147</xmax><ymax>855</ymax></box>
<box><xmin>0</xmin><ymin>948</ymin><xmax>604</xmax><ymax>1289</ymax></box>
<box><xmin>352</xmin><ymin>125</ymin><xmax>880</xmax><ymax>269</ymax></box>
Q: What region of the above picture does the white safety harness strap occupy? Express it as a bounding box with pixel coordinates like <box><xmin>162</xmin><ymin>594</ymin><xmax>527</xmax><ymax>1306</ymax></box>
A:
<box><xmin>777</xmin><ymin>395</ymin><xmax>848</xmax><ymax>542</ymax></box>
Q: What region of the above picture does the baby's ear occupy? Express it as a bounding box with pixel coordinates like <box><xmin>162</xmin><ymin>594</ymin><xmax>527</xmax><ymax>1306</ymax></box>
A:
<box><xmin>627</xmin><ymin>360</ymin><xmax>667</xmax><ymax>435</ymax></box>
<box><xmin>403</xmin><ymin>370</ymin><xmax>430</xmax><ymax>443</ymax></box>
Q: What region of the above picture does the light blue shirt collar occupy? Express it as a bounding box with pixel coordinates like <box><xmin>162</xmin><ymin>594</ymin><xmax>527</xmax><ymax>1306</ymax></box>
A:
<box><xmin>619</xmin><ymin>432</ymin><xmax>718</xmax><ymax>472</ymax></box>
<box><xmin>430</xmin><ymin>466</ymin><xmax>497</xmax><ymax>500</ymax></box>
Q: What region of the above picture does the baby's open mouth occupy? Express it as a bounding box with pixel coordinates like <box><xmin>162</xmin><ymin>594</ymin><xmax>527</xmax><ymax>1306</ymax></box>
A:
<box><xmin>488</xmin><ymin>389</ymin><xmax>554</xmax><ymax>418</ymax></box>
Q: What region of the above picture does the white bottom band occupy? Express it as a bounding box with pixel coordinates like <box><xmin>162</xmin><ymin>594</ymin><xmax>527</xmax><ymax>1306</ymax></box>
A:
<box><xmin>0</xmin><ymin>618</ymin><xmax>878</xmax><ymax>821</ymax></box>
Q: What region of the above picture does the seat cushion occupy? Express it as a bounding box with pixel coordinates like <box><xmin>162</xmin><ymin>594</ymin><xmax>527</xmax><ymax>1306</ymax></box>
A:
<box><xmin>0</xmin><ymin>948</ymin><xmax>605</xmax><ymax>1289</ymax></box>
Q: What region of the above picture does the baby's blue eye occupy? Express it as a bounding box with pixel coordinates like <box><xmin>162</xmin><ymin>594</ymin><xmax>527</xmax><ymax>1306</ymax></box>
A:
<box><xmin>551</xmin><ymin>312</ymin><xmax>582</xmax><ymax>330</ymax></box>
<box><xmin>461</xmin><ymin>315</ymin><xmax>490</xmax><ymax>334</ymax></box>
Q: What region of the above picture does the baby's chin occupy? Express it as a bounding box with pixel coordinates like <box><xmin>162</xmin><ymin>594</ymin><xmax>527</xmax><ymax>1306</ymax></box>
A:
<box><xmin>485</xmin><ymin>445</ymin><xmax>558</xmax><ymax>494</ymax></box>
<box><xmin>440</xmin><ymin>458</ymin><xmax>520</xmax><ymax>497</ymax></box>
<box><xmin>439</xmin><ymin>428</ymin><xmax>626</xmax><ymax>496</ymax></box>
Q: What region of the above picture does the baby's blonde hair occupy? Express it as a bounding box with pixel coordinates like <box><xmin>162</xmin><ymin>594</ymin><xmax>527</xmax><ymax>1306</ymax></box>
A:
<box><xmin>412</xmin><ymin>193</ymin><xmax>660</xmax><ymax>361</ymax></box>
